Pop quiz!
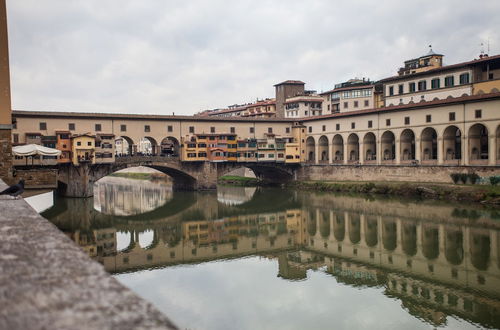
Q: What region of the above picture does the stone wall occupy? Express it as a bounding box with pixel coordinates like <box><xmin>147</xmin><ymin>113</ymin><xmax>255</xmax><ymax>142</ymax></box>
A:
<box><xmin>13</xmin><ymin>168</ymin><xmax>58</xmax><ymax>188</ymax></box>
<box><xmin>296</xmin><ymin>165</ymin><xmax>500</xmax><ymax>184</ymax></box>
<box><xmin>0</xmin><ymin>128</ymin><xmax>12</xmax><ymax>184</ymax></box>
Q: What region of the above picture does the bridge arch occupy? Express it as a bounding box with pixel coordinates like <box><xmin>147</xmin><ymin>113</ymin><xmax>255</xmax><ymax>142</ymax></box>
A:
<box><xmin>332</xmin><ymin>135</ymin><xmax>344</xmax><ymax>162</ymax></box>
<box><xmin>381</xmin><ymin>131</ymin><xmax>395</xmax><ymax>161</ymax></box>
<box><xmin>421</xmin><ymin>127</ymin><xmax>438</xmax><ymax>162</ymax></box>
<box><xmin>347</xmin><ymin>134</ymin><xmax>359</xmax><ymax>162</ymax></box>
<box><xmin>363</xmin><ymin>132</ymin><xmax>376</xmax><ymax>161</ymax></box>
<box><xmin>306</xmin><ymin>136</ymin><xmax>316</xmax><ymax>163</ymax></box>
<box><xmin>115</xmin><ymin>136</ymin><xmax>135</xmax><ymax>156</ymax></box>
<box><xmin>139</xmin><ymin>136</ymin><xmax>159</xmax><ymax>155</ymax></box>
<box><xmin>318</xmin><ymin>135</ymin><xmax>329</xmax><ymax>162</ymax></box>
<box><xmin>400</xmin><ymin>129</ymin><xmax>416</xmax><ymax>161</ymax></box>
<box><xmin>160</xmin><ymin>136</ymin><xmax>180</xmax><ymax>156</ymax></box>
<box><xmin>443</xmin><ymin>125</ymin><xmax>462</xmax><ymax>161</ymax></box>
<box><xmin>468</xmin><ymin>124</ymin><xmax>488</xmax><ymax>162</ymax></box>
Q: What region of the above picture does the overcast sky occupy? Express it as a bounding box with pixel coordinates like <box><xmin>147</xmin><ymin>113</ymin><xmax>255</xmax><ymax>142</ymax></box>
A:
<box><xmin>6</xmin><ymin>0</ymin><xmax>500</xmax><ymax>115</ymax></box>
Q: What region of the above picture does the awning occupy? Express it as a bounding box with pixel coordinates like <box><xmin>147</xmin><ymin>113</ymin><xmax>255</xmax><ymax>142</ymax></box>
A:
<box><xmin>12</xmin><ymin>144</ymin><xmax>62</xmax><ymax>157</ymax></box>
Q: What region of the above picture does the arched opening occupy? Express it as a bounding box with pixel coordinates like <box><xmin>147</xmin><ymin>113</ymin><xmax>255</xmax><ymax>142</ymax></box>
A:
<box><xmin>348</xmin><ymin>213</ymin><xmax>361</xmax><ymax>244</ymax></box>
<box><xmin>115</xmin><ymin>136</ymin><xmax>135</xmax><ymax>156</ymax></box>
<box><xmin>400</xmin><ymin>129</ymin><xmax>415</xmax><ymax>162</ymax></box>
<box><xmin>319</xmin><ymin>212</ymin><xmax>330</xmax><ymax>238</ymax></box>
<box><xmin>422</xmin><ymin>225</ymin><xmax>439</xmax><ymax>260</ymax></box>
<box><xmin>332</xmin><ymin>135</ymin><xmax>344</xmax><ymax>163</ymax></box>
<box><xmin>138</xmin><ymin>137</ymin><xmax>159</xmax><ymax>156</ymax></box>
<box><xmin>402</xmin><ymin>223</ymin><xmax>417</xmax><ymax>256</ymax></box>
<box><xmin>445</xmin><ymin>228</ymin><xmax>463</xmax><ymax>265</ymax></box>
<box><xmin>160</xmin><ymin>137</ymin><xmax>180</xmax><ymax>157</ymax></box>
<box><xmin>306</xmin><ymin>136</ymin><xmax>316</xmax><ymax>163</ymax></box>
<box><xmin>333</xmin><ymin>212</ymin><xmax>345</xmax><ymax>241</ymax></box>
<box><xmin>443</xmin><ymin>126</ymin><xmax>462</xmax><ymax>163</ymax></box>
<box><xmin>469</xmin><ymin>124</ymin><xmax>489</xmax><ymax>163</ymax></box>
<box><xmin>365</xmin><ymin>216</ymin><xmax>378</xmax><ymax>247</ymax></box>
<box><xmin>420</xmin><ymin>127</ymin><xmax>437</xmax><ymax>163</ymax></box>
<box><xmin>318</xmin><ymin>135</ymin><xmax>329</xmax><ymax>163</ymax></box>
<box><xmin>363</xmin><ymin>132</ymin><xmax>376</xmax><ymax>162</ymax></box>
<box><xmin>470</xmin><ymin>231</ymin><xmax>490</xmax><ymax>270</ymax></box>
<box><xmin>347</xmin><ymin>134</ymin><xmax>359</xmax><ymax>162</ymax></box>
<box><xmin>381</xmin><ymin>131</ymin><xmax>395</xmax><ymax>162</ymax></box>
<box><xmin>383</xmin><ymin>220</ymin><xmax>397</xmax><ymax>251</ymax></box>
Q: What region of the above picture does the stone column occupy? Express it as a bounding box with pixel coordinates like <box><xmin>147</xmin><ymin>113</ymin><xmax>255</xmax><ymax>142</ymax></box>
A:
<box><xmin>328</xmin><ymin>140</ymin><xmax>333</xmax><ymax>164</ymax></box>
<box><xmin>489</xmin><ymin>135</ymin><xmax>496</xmax><ymax>165</ymax></box>
<box><xmin>359</xmin><ymin>141</ymin><xmax>364</xmax><ymax>164</ymax></box>
<box><xmin>376</xmin><ymin>137</ymin><xmax>382</xmax><ymax>165</ymax></box>
<box><xmin>343</xmin><ymin>140</ymin><xmax>348</xmax><ymax>165</ymax></box>
<box><xmin>463</xmin><ymin>134</ymin><xmax>469</xmax><ymax>166</ymax></box>
<box><xmin>395</xmin><ymin>139</ymin><xmax>401</xmax><ymax>165</ymax></box>
<box><xmin>415</xmin><ymin>137</ymin><xmax>421</xmax><ymax>163</ymax></box>
<box><xmin>314</xmin><ymin>143</ymin><xmax>320</xmax><ymax>164</ymax></box>
<box><xmin>437</xmin><ymin>137</ymin><xmax>444</xmax><ymax>165</ymax></box>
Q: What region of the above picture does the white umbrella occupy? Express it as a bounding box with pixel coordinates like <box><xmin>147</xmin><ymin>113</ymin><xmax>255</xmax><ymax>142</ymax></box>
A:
<box><xmin>12</xmin><ymin>144</ymin><xmax>61</xmax><ymax>157</ymax></box>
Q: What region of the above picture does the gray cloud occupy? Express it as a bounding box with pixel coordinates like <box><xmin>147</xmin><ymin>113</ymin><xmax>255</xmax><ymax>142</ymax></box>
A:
<box><xmin>6</xmin><ymin>0</ymin><xmax>500</xmax><ymax>115</ymax></box>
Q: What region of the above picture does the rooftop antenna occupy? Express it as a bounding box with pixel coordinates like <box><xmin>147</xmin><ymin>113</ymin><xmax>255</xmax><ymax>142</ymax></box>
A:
<box><xmin>480</xmin><ymin>42</ymin><xmax>485</xmax><ymax>55</ymax></box>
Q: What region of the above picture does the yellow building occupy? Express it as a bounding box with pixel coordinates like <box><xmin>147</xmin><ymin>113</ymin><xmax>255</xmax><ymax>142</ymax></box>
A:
<box><xmin>71</xmin><ymin>134</ymin><xmax>96</xmax><ymax>165</ymax></box>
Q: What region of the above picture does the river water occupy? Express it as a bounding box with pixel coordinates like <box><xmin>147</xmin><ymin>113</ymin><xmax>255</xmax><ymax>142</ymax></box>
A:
<box><xmin>42</xmin><ymin>176</ymin><xmax>500</xmax><ymax>330</ymax></box>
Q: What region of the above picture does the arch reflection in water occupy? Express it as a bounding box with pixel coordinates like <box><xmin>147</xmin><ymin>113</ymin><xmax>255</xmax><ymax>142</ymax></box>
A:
<box><xmin>42</xmin><ymin>189</ymin><xmax>500</xmax><ymax>329</ymax></box>
<box><xmin>93</xmin><ymin>175</ymin><xmax>173</xmax><ymax>216</ymax></box>
<box><xmin>216</xmin><ymin>186</ymin><xmax>257</xmax><ymax>206</ymax></box>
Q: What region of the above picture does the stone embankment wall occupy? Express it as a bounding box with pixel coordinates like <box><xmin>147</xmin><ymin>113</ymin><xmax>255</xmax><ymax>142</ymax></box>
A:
<box><xmin>13</xmin><ymin>168</ymin><xmax>58</xmax><ymax>188</ymax></box>
<box><xmin>0</xmin><ymin>128</ymin><xmax>12</xmax><ymax>184</ymax></box>
<box><xmin>0</xmin><ymin>180</ymin><xmax>178</xmax><ymax>330</ymax></box>
<box><xmin>297</xmin><ymin>165</ymin><xmax>500</xmax><ymax>183</ymax></box>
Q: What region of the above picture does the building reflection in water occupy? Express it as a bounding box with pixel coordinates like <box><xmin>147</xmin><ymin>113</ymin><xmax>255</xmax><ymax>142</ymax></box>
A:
<box><xmin>43</xmin><ymin>185</ymin><xmax>500</xmax><ymax>329</ymax></box>
<box><xmin>93</xmin><ymin>175</ymin><xmax>173</xmax><ymax>216</ymax></box>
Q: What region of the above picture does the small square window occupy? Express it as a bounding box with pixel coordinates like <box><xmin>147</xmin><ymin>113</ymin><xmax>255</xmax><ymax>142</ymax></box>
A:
<box><xmin>189</xmin><ymin>126</ymin><xmax>194</xmax><ymax>133</ymax></box>
<box><xmin>426</xmin><ymin>115</ymin><xmax>431</xmax><ymax>123</ymax></box>
<box><xmin>77</xmin><ymin>141</ymin><xmax>81</xmax><ymax>146</ymax></box>
<box><xmin>398</xmin><ymin>84</ymin><xmax>404</xmax><ymax>94</ymax></box>
<box><xmin>144</xmin><ymin>125</ymin><xmax>150</xmax><ymax>132</ymax></box>
<box><xmin>336</xmin><ymin>123</ymin><xmax>340</xmax><ymax>131</ymax></box>
<box><xmin>386</xmin><ymin>119</ymin><xmax>391</xmax><ymax>126</ymax></box>
<box><xmin>268</xmin><ymin>127</ymin><xmax>273</xmax><ymax>133</ymax></box>
<box><xmin>389</xmin><ymin>86</ymin><xmax>394</xmax><ymax>96</ymax></box>
<box><xmin>351</xmin><ymin>122</ymin><xmax>355</xmax><ymax>129</ymax></box>
<box><xmin>168</xmin><ymin>125</ymin><xmax>173</xmax><ymax>132</ymax></box>
<box><xmin>322</xmin><ymin>125</ymin><xmax>326</xmax><ymax>132</ymax></box>
<box><xmin>368</xmin><ymin>120</ymin><xmax>372</xmax><ymax>128</ymax></box>
<box><xmin>230</xmin><ymin>127</ymin><xmax>235</xmax><ymax>133</ymax></box>
<box><xmin>68</xmin><ymin>123</ymin><xmax>75</xmax><ymax>130</ymax></box>
<box><xmin>308</xmin><ymin>126</ymin><xmax>312</xmax><ymax>133</ymax></box>
<box><xmin>364</xmin><ymin>100</ymin><xmax>369</xmax><ymax>107</ymax></box>
<box><xmin>95</xmin><ymin>124</ymin><xmax>101</xmax><ymax>132</ymax></box>
<box><xmin>250</xmin><ymin>127</ymin><xmax>254</xmax><ymax>133</ymax></box>
<box><xmin>475</xmin><ymin>109</ymin><xmax>482</xmax><ymax>118</ymax></box>
<box><xmin>404</xmin><ymin>117</ymin><xmax>410</xmax><ymax>125</ymax></box>
<box><xmin>286</xmin><ymin>127</ymin><xmax>290</xmax><ymax>134</ymax></box>
<box><xmin>354</xmin><ymin>101</ymin><xmax>359</xmax><ymax>108</ymax></box>
<box><xmin>87</xmin><ymin>141</ymin><xmax>92</xmax><ymax>146</ymax></box>
<box><xmin>449</xmin><ymin>112</ymin><xmax>455</xmax><ymax>121</ymax></box>
<box><xmin>343</xmin><ymin>102</ymin><xmax>348</xmax><ymax>108</ymax></box>
<box><xmin>120</xmin><ymin>125</ymin><xmax>126</xmax><ymax>132</ymax></box>
<box><xmin>210</xmin><ymin>127</ymin><xmax>215</xmax><ymax>133</ymax></box>
<box><xmin>39</xmin><ymin>122</ymin><xmax>47</xmax><ymax>130</ymax></box>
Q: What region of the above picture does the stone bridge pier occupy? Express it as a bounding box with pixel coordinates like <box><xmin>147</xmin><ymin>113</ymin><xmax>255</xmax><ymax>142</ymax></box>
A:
<box><xmin>57</xmin><ymin>157</ymin><xmax>299</xmax><ymax>197</ymax></box>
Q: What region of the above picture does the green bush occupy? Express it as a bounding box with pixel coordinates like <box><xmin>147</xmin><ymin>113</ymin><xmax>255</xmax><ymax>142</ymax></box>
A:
<box><xmin>490</xmin><ymin>176</ymin><xmax>500</xmax><ymax>185</ymax></box>
<box><xmin>450</xmin><ymin>173</ymin><xmax>461</xmax><ymax>184</ymax></box>
<box><xmin>468</xmin><ymin>173</ymin><xmax>480</xmax><ymax>185</ymax></box>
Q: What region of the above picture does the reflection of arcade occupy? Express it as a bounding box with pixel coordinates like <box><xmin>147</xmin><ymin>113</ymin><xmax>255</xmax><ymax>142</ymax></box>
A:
<box><xmin>43</xmin><ymin>190</ymin><xmax>500</xmax><ymax>328</ymax></box>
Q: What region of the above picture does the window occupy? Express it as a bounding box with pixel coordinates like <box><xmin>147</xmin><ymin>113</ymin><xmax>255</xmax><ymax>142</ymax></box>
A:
<box><xmin>354</xmin><ymin>101</ymin><xmax>359</xmax><ymax>108</ymax></box>
<box><xmin>268</xmin><ymin>127</ymin><xmax>272</xmax><ymax>134</ymax></box>
<box><xmin>449</xmin><ymin>112</ymin><xmax>455</xmax><ymax>121</ymax></box>
<box><xmin>444</xmin><ymin>76</ymin><xmax>454</xmax><ymax>87</ymax></box>
<box><xmin>144</xmin><ymin>125</ymin><xmax>150</xmax><ymax>132</ymax></box>
<box><xmin>368</xmin><ymin>120</ymin><xmax>372</xmax><ymax>128</ymax></box>
<box><xmin>230</xmin><ymin>127</ymin><xmax>235</xmax><ymax>133</ymax></box>
<box><xmin>77</xmin><ymin>141</ymin><xmax>81</xmax><ymax>146</ymax></box>
<box><xmin>286</xmin><ymin>127</ymin><xmax>290</xmax><ymax>134</ymax></box>
<box><xmin>404</xmin><ymin>117</ymin><xmax>410</xmax><ymax>125</ymax></box>
<box><xmin>351</xmin><ymin>122</ymin><xmax>355</xmax><ymax>129</ymax></box>
<box><xmin>409</xmin><ymin>82</ymin><xmax>416</xmax><ymax>92</ymax></box>
<box><xmin>168</xmin><ymin>125</ymin><xmax>173</xmax><ymax>132</ymax></box>
<box><xmin>343</xmin><ymin>102</ymin><xmax>348</xmax><ymax>109</ymax></box>
<box><xmin>389</xmin><ymin>86</ymin><xmax>394</xmax><ymax>96</ymax></box>
<box><xmin>69</xmin><ymin>123</ymin><xmax>75</xmax><ymax>130</ymax></box>
<box><xmin>39</xmin><ymin>122</ymin><xmax>47</xmax><ymax>130</ymax></box>
<box><xmin>418</xmin><ymin>80</ymin><xmax>427</xmax><ymax>91</ymax></box>
<box><xmin>426</xmin><ymin>114</ymin><xmax>431</xmax><ymax>123</ymax></box>
<box><xmin>87</xmin><ymin>141</ymin><xmax>92</xmax><ymax>146</ymax></box>
<box><xmin>120</xmin><ymin>124</ymin><xmax>126</xmax><ymax>132</ymax></box>
<box><xmin>398</xmin><ymin>84</ymin><xmax>404</xmax><ymax>94</ymax></box>
<box><xmin>250</xmin><ymin>127</ymin><xmax>254</xmax><ymax>134</ymax></box>
<box><xmin>459</xmin><ymin>73</ymin><xmax>470</xmax><ymax>84</ymax></box>
<box><xmin>13</xmin><ymin>134</ymin><xmax>18</xmax><ymax>143</ymax></box>
<box><xmin>336</xmin><ymin>124</ymin><xmax>340</xmax><ymax>131</ymax></box>
<box><xmin>189</xmin><ymin>126</ymin><xmax>194</xmax><ymax>133</ymax></box>
<box><xmin>364</xmin><ymin>100</ymin><xmax>369</xmax><ymax>107</ymax></box>
<box><xmin>386</xmin><ymin>119</ymin><xmax>391</xmax><ymax>126</ymax></box>
<box><xmin>475</xmin><ymin>109</ymin><xmax>482</xmax><ymax>118</ymax></box>
<box><xmin>431</xmin><ymin>78</ymin><xmax>440</xmax><ymax>89</ymax></box>
<box><xmin>95</xmin><ymin>124</ymin><xmax>101</xmax><ymax>132</ymax></box>
<box><xmin>489</xmin><ymin>73</ymin><xmax>494</xmax><ymax>80</ymax></box>
<box><xmin>308</xmin><ymin>126</ymin><xmax>312</xmax><ymax>133</ymax></box>
<box><xmin>210</xmin><ymin>127</ymin><xmax>215</xmax><ymax>133</ymax></box>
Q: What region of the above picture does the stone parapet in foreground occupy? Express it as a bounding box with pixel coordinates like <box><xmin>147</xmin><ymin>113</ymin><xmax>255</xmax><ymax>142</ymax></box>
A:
<box><xmin>0</xmin><ymin>180</ymin><xmax>178</xmax><ymax>330</ymax></box>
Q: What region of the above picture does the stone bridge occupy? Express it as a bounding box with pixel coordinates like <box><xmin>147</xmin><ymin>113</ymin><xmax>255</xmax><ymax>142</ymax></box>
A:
<box><xmin>57</xmin><ymin>156</ymin><xmax>300</xmax><ymax>197</ymax></box>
